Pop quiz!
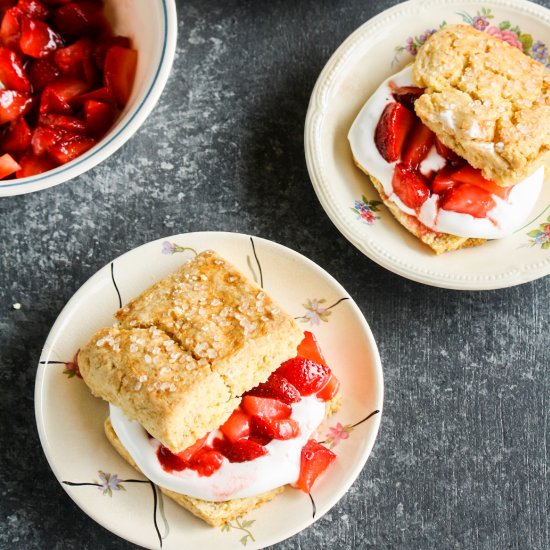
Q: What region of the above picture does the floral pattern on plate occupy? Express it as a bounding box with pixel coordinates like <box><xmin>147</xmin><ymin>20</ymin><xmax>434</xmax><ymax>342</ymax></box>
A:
<box><xmin>351</xmin><ymin>196</ymin><xmax>382</xmax><ymax>225</ymax></box>
<box><xmin>394</xmin><ymin>8</ymin><xmax>549</xmax><ymax>66</ymax></box>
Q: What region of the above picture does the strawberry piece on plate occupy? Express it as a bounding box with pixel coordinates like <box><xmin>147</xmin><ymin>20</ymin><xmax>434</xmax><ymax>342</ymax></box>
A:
<box><xmin>0</xmin><ymin>153</ymin><xmax>21</xmax><ymax>179</ymax></box>
<box><xmin>0</xmin><ymin>90</ymin><xmax>32</xmax><ymax>124</ymax></box>
<box><xmin>20</xmin><ymin>16</ymin><xmax>63</xmax><ymax>58</ymax></box>
<box><xmin>156</xmin><ymin>444</ymin><xmax>188</xmax><ymax>473</ymax></box>
<box><xmin>295</xmin><ymin>440</ymin><xmax>336</xmax><ymax>493</ymax></box>
<box><xmin>434</xmin><ymin>135</ymin><xmax>462</xmax><ymax>164</ymax></box>
<box><xmin>54</xmin><ymin>37</ymin><xmax>95</xmax><ymax>82</ymax></box>
<box><xmin>83</xmin><ymin>99</ymin><xmax>114</xmax><ymax>137</ymax></box>
<box><xmin>241</xmin><ymin>395</ymin><xmax>291</xmax><ymax>419</ymax></box>
<box><xmin>103</xmin><ymin>45</ymin><xmax>137</xmax><ymax>107</ymax></box>
<box><xmin>220</xmin><ymin>409</ymin><xmax>251</xmax><ymax>443</ymax></box>
<box><xmin>16</xmin><ymin>150</ymin><xmax>56</xmax><ymax>177</ymax></box>
<box><xmin>251</xmin><ymin>416</ymin><xmax>300</xmax><ymax>441</ymax></box>
<box><xmin>175</xmin><ymin>434</ymin><xmax>208</xmax><ymax>462</ymax></box>
<box><xmin>401</xmin><ymin>119</ymin><xmax>434</xmax><ymax>168</ymax></box>
<box><xmin>188</xmin><ymin>449</ymin><xmax>224</xmax><ymax>477</ymax></box>
<box><xmin>430</xmin><ymin>165</ymin><xmax>457</xmax><ymax>196</ymax></box>
<box><xmin>440</xmin><ymin>183</ymin><xmax>496</xmax><ymax>218</ymax></box>
<box><xmin>391</xmin><ymin>163</ymin><xmax>430</xmax><ymax>209</ymax></box>
<box><xmin>245</xmin><ymin>373</ymin><xmax>301</xmax><ymax>405</ymax></box>
<box><xmin>450</xmin><ymin>165</ymin><xmax>511</xmax><ymax>200</ymax></box>
<box><xmin>1</xmin><ymin>117</ymin><xmax>32</xmax><ymax>156</ymax></box>
<box><xmin>374</xmin><ymin>101</ymin><xmax>415</xmax><ymax>162</ymax></box>
<box><xmin>27</xmin><ymin>58</ymin><xmax>61</xmax><ymax>91</ymax></box>
<box><xmin>316</xmin><ymin>373</ymin><xmax>340</xmax><ymax>401</ymax></box>
<box><xmin>47</xmin><ymin>134</ymin><xmax>96</xmax><ymax>164</ymax></box>
<box><xmin>213</xmin><ymin>438</ymin><xmax>268</xmax><ymax>463</ymax></box>
<box><xmin>296</xmin><ymin>331</ymin><xmax>327</xmax><ymax>367</ymax></box>
<box><xmin>391</xmin><ymin>85</ymin><xmax>424</xmax><ymax>111</ymax></box>
<box><xmin>277</xmin><ymin>357</ymin><xmax>330</xmax><ymax>396</ymax></box>
<box><xmin>0</xmin><ymin>46</ymin><xmax>31</xmax><ymax>92</ymax></box>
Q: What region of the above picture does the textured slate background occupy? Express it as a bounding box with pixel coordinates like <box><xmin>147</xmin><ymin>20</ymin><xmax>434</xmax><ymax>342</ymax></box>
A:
<box><xmin>1</xmin><ymin>0</ymin><xmax>549</xmax><ymax>548</ymax></box>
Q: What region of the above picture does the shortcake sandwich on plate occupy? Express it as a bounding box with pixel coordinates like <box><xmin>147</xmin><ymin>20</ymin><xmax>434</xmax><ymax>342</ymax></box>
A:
<box><xmin>349</xmin><ymin>24</ymin><xmax>549</xmax><ymax>254</ymax></box>
<box><xmin>78</xmin><ymin>250</ymin><xmax>341</xmax><ymax>526</ymax></box>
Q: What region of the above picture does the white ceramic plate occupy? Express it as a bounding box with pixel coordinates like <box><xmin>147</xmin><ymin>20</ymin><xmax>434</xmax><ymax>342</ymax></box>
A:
<box><xmin>35</xmin><ymin>232</ymin><xmax>383</xmax><ymax>550</ymax></box>
<box><xmin>305</xmin><ymin>0</ymin><xmax>550</xmax><ymax>290</ymax></box>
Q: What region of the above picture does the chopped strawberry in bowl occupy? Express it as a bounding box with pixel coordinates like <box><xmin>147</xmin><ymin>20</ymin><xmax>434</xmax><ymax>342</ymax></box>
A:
<box><xmin>0</xmin><ymin>0</ymin><xmax>177</xmax><ymax>196</ymax></box>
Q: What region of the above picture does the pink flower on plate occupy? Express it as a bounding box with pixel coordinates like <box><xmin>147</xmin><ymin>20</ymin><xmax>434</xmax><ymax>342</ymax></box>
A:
<box><xmin>485</xmin><ymin>26</ymin><xmax>522</xmax><ymax>49</ymax></box>
<box><xmin>325</xmin><ymin>422</ymin><xmax>351</xmax><ymax>448</ymax></box>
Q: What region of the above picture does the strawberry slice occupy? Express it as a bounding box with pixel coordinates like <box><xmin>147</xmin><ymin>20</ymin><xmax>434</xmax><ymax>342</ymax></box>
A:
<box><xmin>16</xmin><ymin>150</ymin><xmax>55</xmax><ymax>177</ymax></box>
<box><xmin>27</xmin><ymin>58</ymin><xmax>61</xmax><ymax>91</ymax></box>
<box><xmin>401</xmin><ymin>119</ymin><xmax>434</xmax><ymax>168</ymax></box>
<box><xmin>434</xmin><ymin>135</ymin><xmax>462</xmax><ymax>164</ymax></box>
<box><xmin>430</xmin><ymin>165</ymin><xmax>457</xmax><ymax>196</ymax></box>
<box><xmin>277</xmin><ymin>357</ymin><xmax>330</xmax><ymax>396</ymax></box>
<box><xmin>0</xmin><ymin>46</ymin><xmax>31</xmax><ymax>92</ymax></box>
<box><xmin>245</xmin><ymin>373</ymin><xmax>301</xmax><ymax>405</ymax></box>
<box><xmin>295</xmin><ymin>440</ymin><xmax>336</xmax><ymax>493</ymax></box>
<box><xmin>39</xmin><ymin>77</ymin><xmax>89</xmax><ymax>113</ymax></box>
<box><xmin>47</xmin><ymin>134</ymin><xmax>96</xmax><ymax>164</ymax></box>
<box><xmin>391</xmin><ymin>85</ymin><xmax>424</xmax><ymax>111</ymax></box>
<box><xmin>187</xmin><ymin>449</ymin><xmax>224</xmax><ymax>477</ymax></box>
<box><xmin>241</xmin><ymin>395</ymin><xmax>291</xmax><ymax>419</ymax></box>
<box><xmin>0</xmin><ymin>90</ymin><xmax>32</xmax><ymax>124</ymax></box>
<box><xmin>31</xmin><ymin>126</ymin><xmax>61</xmax><ymax>155</ymax></box>
<box><xmin>17</xmin><ymin>0</ymin><xmax>50</xmax><ymax>20</ymax></box>
<box><xmin>0</xmin><ymin>153</ymin><xmax>21</xmax><ymax>179</ymax></box>
<box><xmin>450</xmin><ymin>165</ymin><xmax>511</xmax><ymax>200</ymax></box>
<box><xmin>176</xmin><ymin>434</ymin><xmax>208</xmax><ymax>462</ymax></box>
<box><xmin>19</xmin><ymin>16</ymin><xmax>63</xmax><ymax>58</ymax></box>
<box><xmin>296</xmin><ymin>331</ymin><xmax>327</xmax><ymax>367</ymax></box>
<box><xmin>440</xmin><ymin>183</ymin><xmax>496</xmax><ymax>218</ymax></box>
<box><xmin>38</xmin><ymin>113</ymin><xmax>86</xmax><ymax>133</ymax></box>
<box><xmin>54</xmin><ymin>37</ymin><xmax>95</xmax><ymax>82</ymax></box>
<box><xmin>71</xmin><ymin>85</ymin><xmax>115</xmax><ymax>107</ymax></box>
<box><xmin>374</xmin><ymin>102</ymin><xmax>415</xmax><ymax>163</ymax></box>
<box><xmin>220</xmin><ymin>409</ymin><xmax>251</xmax><ymax>443</ymax></box>
<box><xmin>316</xmin><ymin>373</ymin><xmax>340</xmax><ymax>401</ymax></box>
<box><xmin>391</xmin><ymin>163</ymin><xmax>430</xmax><ymax>209</ymax></box>
<box><xmin>92</xmin><ymin>35</ymin><xmax>131</xmax><ymax>70</ymax></box>
<box><xmin>251</xmin><ymin>416</ymin><xmax>300</xmax><ymax>441</ymax></box>
<box><xmin>53</xmin><ymin>1</ymin><xmax>109</xmax><ymax>39</ymax></box>
<box><xmin>0</xmin><ymin>116</ymin><xmax>31</xmax><ymax>156</ymax></box>
<box><xmin>156</xmin><ymin>444</ymin><xmax>187</xmax><ymax>472</ymax></box>
<box><xmin>0</xmin><ymin>8</ymin><xmax>22</xmax><ymax>52</ymax></box>
<box><xmin>83</xmin><ymin>99</ymin><xmax>114</xmax><ymax>137</ymax></box>
<box><xmin>103</xmin><ymin>45</ymin><xmax>137</xmax><ymax>107</ymax></box>
<box><xmin>212</xmin><ymin>438</ymin><xmax>268</xmax><ymax>463</ymax></box>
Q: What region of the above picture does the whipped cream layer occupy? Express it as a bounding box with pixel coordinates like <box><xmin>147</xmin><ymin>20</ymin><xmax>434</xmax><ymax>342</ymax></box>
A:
<box><xmin>110</xmin><ymin>395</ymin><xmax>326</xmax><ymax>502</ymax></box>
<box><xmin>348</xmin><ymin>65</ymin><xmax>544</xmax><ymax>239</ymax></box>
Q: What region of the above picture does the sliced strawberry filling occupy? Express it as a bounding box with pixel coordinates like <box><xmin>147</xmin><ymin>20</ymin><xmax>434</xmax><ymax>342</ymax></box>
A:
<box><xmin>374</xmin><ymin>85</ymin><xmax>511</xmax><ymax>219</ymax></box>
<box><xmin>156</xmin><ymin>332</ymin><xmax>338</xmax><ymax>491</ymax></box>
<box><xmin>0</xmin><ymin>0</ymin><xmax>137</xmax><ymax>179</ymax></box>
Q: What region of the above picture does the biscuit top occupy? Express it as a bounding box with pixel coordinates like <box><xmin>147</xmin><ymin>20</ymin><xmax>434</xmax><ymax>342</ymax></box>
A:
<box><xmin>78</xmin><ymin>250</ymin><xmax>304</xmax><ymax>452</ymax></box>
<box><xmin>413</xmin><ymin>24</ymin><xmax>550</xmax><ymax>186</ymax></box>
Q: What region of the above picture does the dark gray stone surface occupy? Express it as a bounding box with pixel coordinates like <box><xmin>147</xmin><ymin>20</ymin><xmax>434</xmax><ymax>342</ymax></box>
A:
<box><xmin>1</xmin><ymin>0</ymin><xmax>549</xmax><ymax>548</ymax></box>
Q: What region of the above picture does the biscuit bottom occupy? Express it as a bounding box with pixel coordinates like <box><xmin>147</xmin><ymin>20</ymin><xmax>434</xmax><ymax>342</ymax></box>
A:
<box><xmin>104</xmin><ymin>417</ymin><xmax>285</xmax><ymax>527</ymax></box>
<box><xmin>354</xmin><ymin>158</ymin><xmax>486</xmax><ymax>254</ymax></box>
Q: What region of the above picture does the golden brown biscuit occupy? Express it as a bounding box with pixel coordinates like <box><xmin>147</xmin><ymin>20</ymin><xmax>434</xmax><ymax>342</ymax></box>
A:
<box><xmin>79</xmin><ymin>250</ymin><xmax>304</xmax><ymax>452</ymax></box>
<box><xmin>413</xmin><ymin>24</ymin><xmax>550</xmax><ymax>186</ymax></box>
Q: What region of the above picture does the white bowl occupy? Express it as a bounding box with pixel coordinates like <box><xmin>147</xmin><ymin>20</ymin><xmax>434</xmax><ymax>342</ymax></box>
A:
<box><xmin>0</xmin><ymin>0</ymin><xmax>178</xmax><ymax>197</ymax></box>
